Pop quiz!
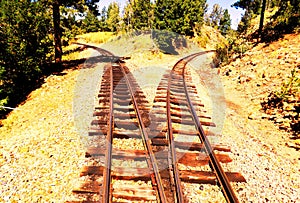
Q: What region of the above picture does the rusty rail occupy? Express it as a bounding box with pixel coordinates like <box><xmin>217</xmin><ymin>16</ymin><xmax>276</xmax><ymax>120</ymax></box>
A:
<box><xmin>102</xmin><ymin>63</ymin><xmax>114</xmax><ymax>203</ymax></box>
<box><xmin>119</xmin><ymin>63</ymin><xmax>167</xmax><ymax>203</ymax></box>
<box><xmin>171</xmin><ymin>51</ymin><xmax>239</xmax><ymax>203</ymax></box>
<box><xmin>166</xmin><ymin>69</ymin><xmax>184</xmax><ymax>202</ymax></box>
<box><xmin>67</xmin><ymin>44</ymin><xmax>244</xmax><ymax>203</ymax></box>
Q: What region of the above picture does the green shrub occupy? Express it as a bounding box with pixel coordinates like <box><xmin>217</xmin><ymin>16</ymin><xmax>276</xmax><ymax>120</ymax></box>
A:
<box><xmin>196</xmin><ymin>35</ymin><xmax>209</xmax><ymax>48</ymax></box>
<box><xmin>0</xmin><ymin>0</ymin><xmax>52</xmax><ymax>112</ymax></box>
<box><xmin>152</xmin><ymin>30</ymin><xmax>180</xmax><ymax>55</ymax></box>
<box><xmin>275</xmin><ymin>68</ymin><xmax>300</xmax><ymax>101</ymax></box>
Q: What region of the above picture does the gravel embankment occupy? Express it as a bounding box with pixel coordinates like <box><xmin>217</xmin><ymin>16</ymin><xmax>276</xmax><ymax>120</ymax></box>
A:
<box><xmin>0</xmin><ymin>68</ymin><xmax>86</xmax><ymax>202</ymax></box>
<box><xmin>0</xmin><ymin>48</ymin><xmax>106</xmax><ymax>202</ymax></box>
<box><xmin>1</xmin><ymin>36</ymin><xmax>299</xmax><ymax>202</ymax></box>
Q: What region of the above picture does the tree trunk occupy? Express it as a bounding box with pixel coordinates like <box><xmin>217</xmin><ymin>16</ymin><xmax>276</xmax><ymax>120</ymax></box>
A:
<box><xmin>259</xmin><ymin>0</ymin><xmax>267</xmax><ymax>40</ymax></box>
<box><xmin>53</xmin><ymin>0</ymin><xmax>62</xmax><ymax>64</ymax></box>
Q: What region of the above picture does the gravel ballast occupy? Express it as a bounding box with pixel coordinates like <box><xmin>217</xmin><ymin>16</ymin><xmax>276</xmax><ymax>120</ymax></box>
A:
<box><xmin>0</xmin><ymin>37</ymin><xmax>299</xmax><ymax>202</ymax></box>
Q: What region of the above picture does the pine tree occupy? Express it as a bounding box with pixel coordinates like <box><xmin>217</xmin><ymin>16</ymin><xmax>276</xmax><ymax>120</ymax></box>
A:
<box><xmin>85</xmin><ymin>0</ymin><xmax>101</xmax><ymax>16</ymax></box>
<box><xmin>233</xmin><ymin>0</ymin><xmax>299</xmax><ymax>37</ymax></box>
<box><xmin>258</xmin><ymin>0</ymin><xmax>267</xmax><ymax>38</ymax></box>
<box><xmin>153</xmin><ymin>0</ymin><xmax>176</xmax><ymax>31</ymax></box>
<box><xmin>60</xmin><ymin>7</ymin><xmax>83</xmax><ymax>41</ymax></box>
<box><xmin>39</xmin><ymin>0</ymin><xmax>96</xmax><ymax>64</ymax></box>
<box><xmin>154</xmin><ymin>0</ymin><xmax>206</xmax><ymax>36</ymax></box>
<box><xmin>273</xmin><ymin>0</ymin><xmax>300</xmax><ymax>24</ymax></box>
<box><xmin>107</xmin><ymin>2</ymin><xmax>121</xmax><ymax>32</ymax></box>
<box><xmin>232</xmin><ymin>0</ymin><xmax>261</xmax><ymax>15</ymax></box>
<box><xmin>36</xmin><ymin>0</ymin><xmax>84</xmax><ymax>64</ymax></box>
<box><xmin>82</xmin><ymin>10</ymin><xmax>101</xmax><ymax>33</ymax></box>
<box><xmin>129</xmin><ymin>0</ymin><xmax>152</xmax><ymax>30</ymax></box>
<box><xmin>0</xmin><ymin>0</ymin><xmax>52</xmax><ymax>107</ymax></box>
<box><xmin>99</xmin><ymin>7</ymin><xmax>108</xmax><ymax>31</ymax></box>
<box><xmin>53</xmin><ymin>0</ymin><xmax>62</xmax><ymax>64</ymax></box>
<box><xmin>219</xmin><ymin>9</ymin><xmax>231</xmax><ymax>36</ymax></box>
<box><xmin>180</xmin><ymin>0</ymin><xmax>207</xmax><ymax>36</ymax></box>
<box><xmin>237</xmin><ymin>9</ymin><xmax>253</xmax><ymax>33</ymax></box>
<box><xmin>209</xmin><ymin>4</ymin><xmax>223</xmax><ymax>28</ymax></box>
<box><xmin>233</xmin><ymin>0</ymin><xmax>259</xmax><ymax>34</ymax></box>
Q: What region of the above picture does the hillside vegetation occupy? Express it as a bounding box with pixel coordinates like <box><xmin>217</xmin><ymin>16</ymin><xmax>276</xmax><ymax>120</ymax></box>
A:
<box><xmin>222</xmin><ymin>33</ymin><xmax>299</xmax><ymax>136</ymax></box>
<box><xmin>1</xmin><ymin>0</ymin><xmax>299</xmax><ymax>136</ymax></box>
<box><xmin>219</xmin><ymin>3</ymin><xmax>299</xmax><ymax>140</ymax></box>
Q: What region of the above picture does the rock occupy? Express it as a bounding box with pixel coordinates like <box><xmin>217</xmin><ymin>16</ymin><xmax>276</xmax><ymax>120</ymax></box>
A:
<box><xmin>223</xmin><ymin>69</ymin><xmax>232</xmax><ymax>76</ymax></box>
<box><xmin>287</xmin><ymin>97</ymin><xmax>298</xmax><ymax>103</ymax></box>
<box><xmin>261</xmin><ymin>113</ymin><xmax>269</xmax><ymax>119</ymax></box>
<box><xmin>283</xmin><ymin>102</ymin><xmax>295</xmax><ymax>111</ymax></box>
<box><xmin>248</xmin><ymin>113</ymin><xmax>261</xmax><ymax>120</ymax></box>
<box><xmin>250</xmin><ymin>61</ymin><xmax>257</xmax><ymax>66</ymax></box>
<box><xmin>239</xmin><ymin>75</ymin><xmax>252</xmax><ymax>84</ymax></box>
<box><xmin>275</xmin><ymin>118</ymin><xmax>285</xmax><ymax>123</ymax></box>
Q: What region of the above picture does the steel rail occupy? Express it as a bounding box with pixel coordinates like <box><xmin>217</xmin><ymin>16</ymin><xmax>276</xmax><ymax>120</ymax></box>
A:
<box><xmin>166</xmin><ymin>69</ymin><xmax>185</xmax><ymax>202</ymax></box>
<box><xmin>102</xmin><ymin>64</ymin><xmax>114</xmax><ymax>203</ymax></box>
<box><xmin>166</xmin><ymin>51</ymin><xmax>215</xmax><ymax>202</ymax></box>
<box><xmin>119</xmin><ymin>63</ymin><xmax>167</xmax><ymax>203</ymax></box>
<box><xmin>180</xmin><ymin>55</ymin><xmax>239</xmax><ymax>203</ymax></box>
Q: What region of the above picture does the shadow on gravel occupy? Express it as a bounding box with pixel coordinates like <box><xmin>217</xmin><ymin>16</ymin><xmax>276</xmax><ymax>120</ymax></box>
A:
<box><xmin>0</xmin><ymin>46</ymin><xmax>119</xmax><ymax>120</ymax></box>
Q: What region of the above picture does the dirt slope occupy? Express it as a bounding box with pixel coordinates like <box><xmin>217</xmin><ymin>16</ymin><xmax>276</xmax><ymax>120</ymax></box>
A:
<box><xmin>218</xmin><ymin>33</ymin><xmax>300</xmax><ymax>202</ymax></box>
<box><xmin>221</xmin><ymin>33</ymin><xmax>299</xmax><ymax>142</ymax></box>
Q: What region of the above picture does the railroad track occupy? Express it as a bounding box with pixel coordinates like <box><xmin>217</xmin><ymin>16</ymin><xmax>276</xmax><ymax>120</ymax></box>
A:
<box><xmin>149</xmin><ymin>52</ymin><xmax>245</xmax><ymax>202</ymax></box>
<box><xmin>67</xmin><ymin>45</ymin><xmax>245</xmax><ymax>203</ymax></box>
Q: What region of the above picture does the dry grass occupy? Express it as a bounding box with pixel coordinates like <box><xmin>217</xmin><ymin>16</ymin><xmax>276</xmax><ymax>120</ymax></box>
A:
<box><xmin>75</xmin><ymin>32</ymin><xmax>115</xmax><ymax>44</ymax></box>
<box><xmin>193</xmin><ymin>25</ymin><xmax>227</xmax><ymax>50</ymax></box>
<box><xmin>62</xmin><ymin>44</ymin><xmax>93</xmax><ymax>61</ymax></box>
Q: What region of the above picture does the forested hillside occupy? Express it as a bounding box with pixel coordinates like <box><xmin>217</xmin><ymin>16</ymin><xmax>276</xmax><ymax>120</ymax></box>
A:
<box><xmin>0</xmin><ymin>0</ymin><xmax>299</xmax><ymax>116</ymax></box>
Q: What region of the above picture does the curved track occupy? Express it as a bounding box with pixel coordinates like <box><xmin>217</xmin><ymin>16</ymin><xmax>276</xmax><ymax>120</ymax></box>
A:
<box><xmin>166</xmin><ymin>52</ymin><xmax>239</xmax><ymax>202</ymax></box>
<box><xmin>67</xmin><ymin>45</ymin><xmax>245</xmax><ymax>203</ymax></box>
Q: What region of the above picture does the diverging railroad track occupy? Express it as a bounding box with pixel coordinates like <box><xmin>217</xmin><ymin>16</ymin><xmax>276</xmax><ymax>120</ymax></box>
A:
<box><xmin>67</xmin><ymin>45</ymin><xmax>246</xmax><ymax>203</ymax></box>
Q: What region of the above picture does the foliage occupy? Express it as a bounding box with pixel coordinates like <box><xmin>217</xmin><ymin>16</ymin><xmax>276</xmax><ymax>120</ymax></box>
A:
<box><xmin>60</xmin><ymin>7</ymin><xmax>84</xmax><ymax>44</ymax></box>
<box><xmin>196</xmin><ymin>34</ymin><xmax>209</xmax><ymax>48</ymax></box>
<box><xmin>107</xmin><ymin>2</ymin><xmax>121</xmax><ymax>32</ymax></box>
<box><xmin>261</xmin><ymin>68</ymin><xmax>299</xmax><ymax>135</ymax></box>
<box><xmin>99</xmin><ymin>6</ymin><xmax>109</xmax><ymax>31</ymax></box>
<box><xmin>76</xmin><ymin>32</ymin><xmax>115</xmax><ymax>44</ymax></box>
<box><xmin>154</xmin><ymin>0</ymin><xmax>206</xmax><ymax>37</ymax></box>
<box><xmin>275</xmin><ymin>69</ymin><xmax>300</xmax><ymax>101</ymax></box>
<box><xmin>85</xmin><ymin>0</ymin><xmax>102</xmax><ymax>16</ymax></box>
<box><xmin>261</xmin><ymin>0</ymin><xmax>300</xmax><ymax>41</ymax></box>
<box><xmin>124</xmin><ymin>0</ymin><xmax>152</xmax><ymax>30</ymax></box>
<box><xmin>215</xmin><ymin>43</ymin><xmax>229</xmax><ymax>65</ymax></box>
<box><xmin>206</xmin><ymin>4</ymin><xmax>231</xmax><ymax>36</ymax></box>
<box><xmin>193</xmin><ymin>25</ymin><xmax>226</xmax><ymax>49</ymax></box>
<box><xmin>0</xmin><ymin>0</ymin><xmax>111</xmax><ymax>114</ymax></box>
<box><xmin>232</xmin><ymin>0</ymin><xmax>262</xmax><ymax>15</ymax></box>
<box><xmin>215</xmin><ymin>29</ymin><xmax>251</xmax><ymax>65</ymax></box>
<box><xmin>237</xmin><ymin>10</ymin><xmax>254</xmax><ymax>34</ymax></box>
<box><xmin>233</xmin><ymin>0</ymin><xmax>300</xmax><ymax>40</ymax></box>
<box><xmin>81</xmin><ymin>10</ymin><xmax>101</xmax><ymax>33</ymax></box>
<box><xmin>209</xmin><ymin>4</ymin><xmax>223</xmax><ymax>28</ymax></box>
<box><xmin>0</xmin><ymin>0</ymin><xmax>52</xmax><ymax>110</ymax></box>
<box><xmin>219</xmin><ymin>9</ymin><xmax>231</xmax><ymax>36</ymax></box>
<box><xmin>152</xmin><ymin>30</ymin><xmax>183</xmax><ymax>54</ymax></box>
